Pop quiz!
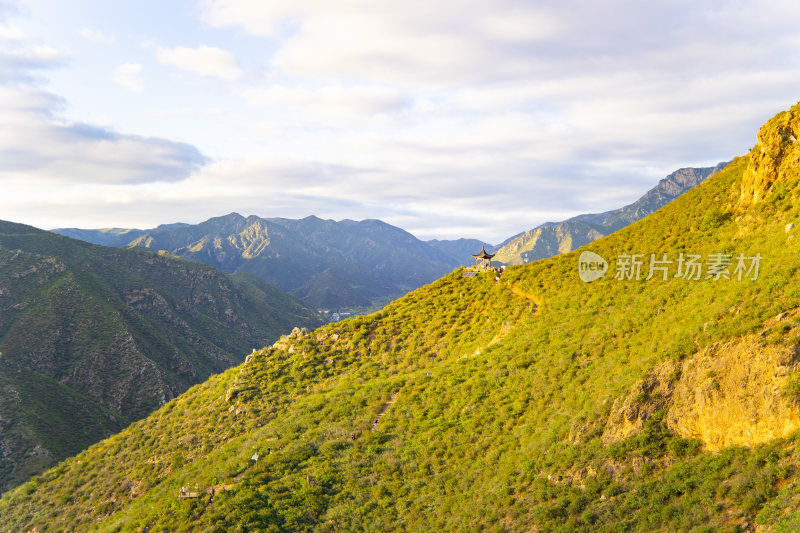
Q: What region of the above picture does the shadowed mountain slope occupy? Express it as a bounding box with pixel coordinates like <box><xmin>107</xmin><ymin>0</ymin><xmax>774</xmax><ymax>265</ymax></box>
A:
<box><xmin>55</xmin><ymin>215</ymin><xmax>460</xmax><ymax>311</ymax></box>
<box><xmin>0</xmin><ymin>222</ymin><xmax>321</xmax><ymax>493</ymax></box>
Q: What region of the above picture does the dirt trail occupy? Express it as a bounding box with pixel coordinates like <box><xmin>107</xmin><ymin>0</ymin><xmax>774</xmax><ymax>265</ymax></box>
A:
<box><xmin>371</xmin><ymin>392</ymin><xmax>399</xmax><ymax>430</ymax></box>
<box><xmin>505</xmin><ymin>284</ymin><xmax>540</xmax><ymax>316</ymax></box>
<box><xmin>507</xmin><ymin>284</ymin><xmax>539</xmax><ymax>303</ymax></box>
<box><xmin>489</xmin><ymin>322</ymin><xmax>514</xmax><ymax>346</ymax></box>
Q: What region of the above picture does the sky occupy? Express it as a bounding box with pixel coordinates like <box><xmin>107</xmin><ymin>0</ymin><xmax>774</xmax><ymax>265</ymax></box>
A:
<box><xmin>1</xmin><ymin>1</ymin><xmax>800</xmax><ymax>243</ymax></box>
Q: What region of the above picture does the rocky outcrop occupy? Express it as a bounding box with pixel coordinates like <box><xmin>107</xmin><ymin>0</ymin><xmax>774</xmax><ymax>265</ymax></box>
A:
<box><xmin>740</xmin><ymin>102</ymin><xmax>800</xmax><ymax>205</ymax></box>
<box><xmin>604</xmin><ymin>317</ymin><xmax>800</xmax><ymax>450</ymax></box>
<box><xmin>601</xmin><ymin>359</ymin><xmax>680</xmax><ymax>445</ymax></box>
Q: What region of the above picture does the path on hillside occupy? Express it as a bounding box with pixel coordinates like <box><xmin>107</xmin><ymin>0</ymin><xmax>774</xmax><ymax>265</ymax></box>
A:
<box><xmin>507</xmin><ymin>284</ymin><xmax>539</xmax><ymax>303</ymax></box>
<box><xmin>371</xmin><ymin>392</ymin><xmax>399</xmax><ymax>430</ymax></box>
<box><xmin>458</xmin><ymin>282</ymin><xmax>541</xmax><ymax>359</ymax></box>
<box><xmin>489</xmin><ymin>322</ymin><xmax>514</xmax><ymax>346</ymax></box>
<box><xmin>505</xmin><ymin>283</ymin><xmax>540</xmax><ymax>316</ymax></box>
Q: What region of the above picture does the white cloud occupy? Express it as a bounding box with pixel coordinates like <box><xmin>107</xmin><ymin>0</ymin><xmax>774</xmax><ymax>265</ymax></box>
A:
<box><xmin>156</xmin><ymin>45</ymin><xmax>241</xmax><ymax>81</ymax></box>
<box><xmin>0</xmin><ymin>31</ymin><xmax>208</xmax><ymax>191</ymax></box>
<box><xmin>79</xmin><ymin>28</ymin><xmax>114</xmax><ymax>44</ymax></box>
<box><xmin>1</xmin><ymin>43</ymin><xmax>60</xmax><ymax>65</ymax></box>
<box><xmin>0</xmin><ymin>42</ymin><xmax>61</xmax><ymax>85</ymax></box>
<box><xmin>199</xmin><ymin>1</ymin><xmax>560</xmax><ymax>85</ymax></box>
<box><xmin>242</xmin><ymin>84</ymin><xmax>410</xmax><ymax>117</ymax></box>
<box><xmin>0</xmin><ymin>23</ymin><xmax>23</xmax><ymax>40</ymax></box>
<box><xmin>113</xmin><ymin>62</ymin><xmax>144</xmax><ymax>92</ymax></box>
<box><xmin>198</xmin><ymin>0</ymin><xmax>800</xmax><ymax>90</ymax></box>
<box><xmin>0</xmin><ymin>83</ymin><xmax>207</xmax><ymax>185</ymax></box>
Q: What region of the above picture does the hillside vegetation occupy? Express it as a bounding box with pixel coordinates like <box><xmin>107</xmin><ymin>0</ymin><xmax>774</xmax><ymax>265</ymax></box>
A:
<box><xmin>0</xmin><ymin>224</ymin><xmax>321</xmax><ymax>493</ymax></box>
<box><xmin>3</xmin><ymin>103</ymin><xmax>800</xmax><ymax>531</ymax></box>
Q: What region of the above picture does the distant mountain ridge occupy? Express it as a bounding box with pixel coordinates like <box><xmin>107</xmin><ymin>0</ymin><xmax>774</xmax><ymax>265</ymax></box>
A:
<box><xmin>493</xmin><ymin>162</ymin><xmax>729</xmax><ymax>264</ymax></box>
<box><xmin>54</xmin><ymin>222</ymin><xmax>190</xmax><ymax>248</ymax></box>
<box><xmin>55</xmin><ymin>214</ymin><xmax>469</xmax><ymax>310</ymax></box>
<box><xmin>52</xmin><ymin>165</ymin><xmax>723</xmax><ymax>306</ymax></box>
<box><xmin>0</xmin><ymin>220</ymin><xmax>321</xmax><ymax>493</ymax></box>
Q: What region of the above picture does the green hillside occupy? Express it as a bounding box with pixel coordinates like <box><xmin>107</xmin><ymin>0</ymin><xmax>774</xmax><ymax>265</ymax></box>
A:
<box><xmin>0</xmin><ymin>223</ymin><xmax>322</xmax><ymax>493</ymax></box>
<box><xmin>3</xmin><ymin>103</ymin><xmax>800</xmax><ymax>531</ymax></box>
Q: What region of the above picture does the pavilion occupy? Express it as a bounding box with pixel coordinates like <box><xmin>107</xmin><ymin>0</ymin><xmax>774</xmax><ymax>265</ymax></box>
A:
<box><xmin>471</xmin><ymin>246</ymin><xmax>495</xmax><ymax>269</ymax></box>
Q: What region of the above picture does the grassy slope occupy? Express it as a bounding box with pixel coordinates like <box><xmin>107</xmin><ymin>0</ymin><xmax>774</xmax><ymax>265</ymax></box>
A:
<box><xmin>3</xmin><ymin>111</ymin><xmax>800</xmax><ymax>530</ymax></box>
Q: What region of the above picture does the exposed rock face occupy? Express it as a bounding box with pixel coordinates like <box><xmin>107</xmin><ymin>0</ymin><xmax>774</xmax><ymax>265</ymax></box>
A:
<box><xmin>604</xmin><ymin>326</ymin><xmax>800</xmax><ymax>450</ymax></box>
<box><xmin>740</xmin><ymin>103</ymin><xmax>800</xmax><ymax>205</ymax></box>
<box><xmin>668</xmin><ymin>341</ymin><xmax>800</xmax><ymax>450</ymax></box>
<box><xmin>601</xmin><ymin>358</ymin><xmax>679</xmax><ymax>445</ymax></box>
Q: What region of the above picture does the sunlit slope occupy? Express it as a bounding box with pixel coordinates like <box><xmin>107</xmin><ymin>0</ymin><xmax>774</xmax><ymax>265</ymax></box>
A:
<box><xmin>3</xmin><ymin>102</ymin><xmax>800</xmax><ymax>531</ymax></box>
<box><xmin>0</xmin><ymin>267</ymin><xmax>531</xmax><ymax>530</ymax></box>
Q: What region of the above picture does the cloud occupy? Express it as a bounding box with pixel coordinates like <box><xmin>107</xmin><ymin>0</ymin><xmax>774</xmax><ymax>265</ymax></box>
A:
<box><xmin>241</xmin><ymin>84</ymin><xmax>411</xmax><ymax>117</ymax></box>
<box><xmin>79</xmin><ymin>28</ymin><xmax>115</xmax><ymax>44</ymax></box>
<box><xmin>199</xmin><ymin>0</ymin><xmax>800</xmax><ymax>88</ymax></box>
<box><xmin>0</xmin><ymin>35</ymin><xmax>208</xmax><ymax>189</ymax></box>
<box><xmin>156</xmin><ymin>45</ymin><xmax>241</xmax><ymax>81</ymax></box>
<box><xmin>0</xmin><ymin>44</ymin><xmax>61</xmax><ymax>76</ymax></box>
<box><xmin>0</xmin><ymin>83</ymin><xmax>208</xmax><ymax>184</ymax></box>
<box><xmin>198</xmin><ymin>0</ymin><xmax>560</xmax><ymax>85</ymax></box>
<box><xmin>0</xmin><ymin>23</ymin><xmax>22</xmax><ymax>40</ymax></box>
<box><xmin>112</xmin><ymin>62</ymin><xmax>144</xmax><ymax>92</ymax></box>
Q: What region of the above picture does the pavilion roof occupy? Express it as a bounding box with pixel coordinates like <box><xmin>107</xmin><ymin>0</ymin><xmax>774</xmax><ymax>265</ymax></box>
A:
<box><xmin>471</xmin><ymin>246</ymin><xmax>495</xmax><ymax>260</ymax></box>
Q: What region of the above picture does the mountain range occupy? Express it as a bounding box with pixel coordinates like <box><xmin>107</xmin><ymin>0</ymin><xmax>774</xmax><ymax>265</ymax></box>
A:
<box><xmin>55</xmin><ymin>215</ymin><xmax>467</xmax><ymax>311</ymax></box>
<box><xmin>52</xmin><ymin>164</ymin><xmax>721</xmax><ymax>315</ymax></box>
<box><xmin>492</xmin><ymin>162</ymin><xmax>728</xmax><ymax>264</ymax></box>
<box><xmin>3</xmin><ymin>102</ymin><xmax>800</xmax><ymax>530</ymax></box>
<box><xmin>0</xmin><ymin>221</ymin><xmax>321</xmax><ymax>493</ymax></box>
